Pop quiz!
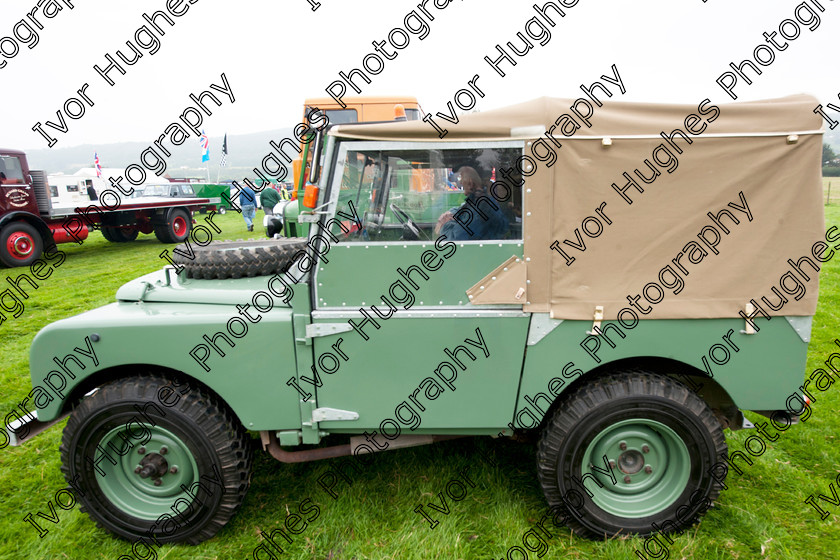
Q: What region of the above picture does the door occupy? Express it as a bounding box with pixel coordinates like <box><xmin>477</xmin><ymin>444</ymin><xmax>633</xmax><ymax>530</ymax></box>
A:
<box><xmin>310</xmin><ymin>140</ymin><xmax>530</xmax><ymax>434</ymax></box>
<box><xmin>0</xmin><ymin>155</ymin><xmax>36</xmax><ymax>214</ymax></box>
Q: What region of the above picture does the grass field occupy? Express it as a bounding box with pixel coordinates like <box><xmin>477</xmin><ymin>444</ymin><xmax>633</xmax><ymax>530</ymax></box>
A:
<box><xmin>1</xmin><ymin>208</ymin><xmax>839</xmax><ymax>560</ymax></box>
<box><xmin>823</xmin><ymin>177</ymin><xmax>840</xmax><ymax>206</ymax></box>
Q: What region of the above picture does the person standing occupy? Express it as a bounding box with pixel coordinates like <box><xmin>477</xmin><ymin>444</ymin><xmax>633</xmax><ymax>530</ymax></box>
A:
<box><xmin>240</xmin><ymin>183</ymin><xmax>257</xmax><ymax>231</ymax></box>
<box><xmin>260</xmin><ymin>184</ymin><xmax>281</xmax><ymax>216</ymax></box>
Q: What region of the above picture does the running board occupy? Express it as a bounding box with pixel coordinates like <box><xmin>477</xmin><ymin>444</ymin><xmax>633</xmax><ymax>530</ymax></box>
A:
<box><xmin>260</xmin><ymin>431</ymin><xmax>464</xmax><ymax>463</ymax></box>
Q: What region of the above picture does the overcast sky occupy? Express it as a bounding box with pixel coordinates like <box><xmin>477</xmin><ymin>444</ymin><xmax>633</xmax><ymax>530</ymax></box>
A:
<box><xmin>1</xmin><ymin>0</ymin><xmax>836</xmax><ymax>157</ymax></box>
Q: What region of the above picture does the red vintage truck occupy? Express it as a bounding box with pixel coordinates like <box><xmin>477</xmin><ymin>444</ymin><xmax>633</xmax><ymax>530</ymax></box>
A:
<box><xmin>0</xmin><ymin>148</ymin><xmax>219</xmax><ymax>267</ymax></box>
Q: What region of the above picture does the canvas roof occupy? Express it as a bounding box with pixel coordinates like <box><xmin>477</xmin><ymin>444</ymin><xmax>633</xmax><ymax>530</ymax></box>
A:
<box><xmin>332</xmin><ymin>95</ymin><xmax>825</xmax><ymax>320</ymax></box>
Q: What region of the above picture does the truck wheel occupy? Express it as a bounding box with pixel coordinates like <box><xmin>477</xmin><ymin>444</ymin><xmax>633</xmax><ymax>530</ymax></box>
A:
<box><xmin>536</xmin><ymin>371</ymin><xmax>727</xmax><ymax>539</ymax></box>
<box><xmin>0</xmin><ymin>221</ymin><xmax>44</xmax><ymax>267</ymax></box>
<box><xmin>102</xmin><ymin>227</ymin><xmax>139</xmax><ymax>243</ymax></box>
<box><xmin>59</xmin><ymin>375</ymin><xmax>252</xmax><ymax>544</ymax></box>
<box><xmin>171</xmin><ymin>238</ymin><xmax>308</xmax><ymax>279</ymax></box>
<box><xmin>100</xmin><ymin>226</ymin><xmax>117</xmax><ymax>242</ymax></box>
<box><xmin>114</xmin><ymin>227</ymin><xmax>139</xmax><ymax>242</ymax></box>
<box><xmin>155</xmin><ymin>209</ymin><xmax>191</xmax><ymax>244</ymax></box>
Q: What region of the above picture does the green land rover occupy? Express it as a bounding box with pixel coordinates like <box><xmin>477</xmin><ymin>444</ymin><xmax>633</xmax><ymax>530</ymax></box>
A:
<box><xmin>7</xmin><ymin>94</ymin><xmax>825</xmax><ymax>544</ymax></box>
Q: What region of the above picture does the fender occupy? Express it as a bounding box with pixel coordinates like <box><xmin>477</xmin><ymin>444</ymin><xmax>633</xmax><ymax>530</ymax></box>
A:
<box><xmin>0</xmin><ymin>211</ymin><xmax>53</xmax><ymax>247</ymax></box>
<box><xmin>28</xmin><ymin>298</ymin><xmax>300</xmax><ymax>431</ymax></box>
<box><xmin>514</xmin><ymin>316</ymin><xmax>810</xmax><ymax>428</ymax></box>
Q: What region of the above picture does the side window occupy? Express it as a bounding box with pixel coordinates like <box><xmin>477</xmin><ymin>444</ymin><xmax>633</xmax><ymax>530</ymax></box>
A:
<box><xmin>331</xmin><ymin>144</ymin><xmax>523</xmax><ymax>242</ymax></box>
<box><xmin>0</xmin><ymin>156</ymin><xmax>25</xmax><ymax>184</ymax></box>
<box><xmin>324</xmin><ymin>109</ymin><xmax>358</xmax><ymax>124</ymax></box>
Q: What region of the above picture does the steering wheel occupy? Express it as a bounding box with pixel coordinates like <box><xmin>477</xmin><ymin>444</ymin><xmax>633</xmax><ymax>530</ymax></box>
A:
<box><xmin>390</xmin><ymin>203</ymin><xmax>429</xmax><ymax>241</ymax></box>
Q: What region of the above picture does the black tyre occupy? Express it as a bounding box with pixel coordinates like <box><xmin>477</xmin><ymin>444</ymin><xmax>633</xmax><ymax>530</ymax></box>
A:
<box><xmin>154</xmin><ymin>209</ymin><xmax>191</xmax><ymax>244</ymax></box>
<box><xmin>0</xmin><ymin>221</ymin><xmax>44</xmax><ymax>267</ymax></box>
<box><xmin>60</xmin><ymin>375</ymin><xmax>252</xmax><ymax>544</ymax></box>
<box><xmin>100</xmin><ymin>226</ymin><xmax>117</xmax><ymax>242</ymax></box>
<box><xmin>171</xmin><ymin>238</ymin><xmax>308</xmax><ymax>279</ymax></box>
<box><xmin>114</xmin><ymin>227</ymin><xmax>139</xmax><ymax>242</ymax></box>
<box><xmin>536</xmin><ymin>371</ymin><xmax>727</xmax><ymax>539</ymax></box>
<box><xmin>102</xmin><ymin>226</ymin><xmax>139</xmax><ymax>243</ymax></box>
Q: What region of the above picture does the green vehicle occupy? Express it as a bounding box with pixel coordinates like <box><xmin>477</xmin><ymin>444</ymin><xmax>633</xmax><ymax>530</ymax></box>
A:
<box><xmin>192</xmin><ymin>183</ymin><xmax>232</xmax><ymax>214</ymax></box>
<box><xmin>6</xmin><ymin>95</ymin><xmax>825</xmax><ymax>544</ymax></box>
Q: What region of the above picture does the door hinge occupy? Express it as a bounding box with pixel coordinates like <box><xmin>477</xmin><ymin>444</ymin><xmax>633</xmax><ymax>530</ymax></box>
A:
<box><xmin>312</xmin><ymin>407</ymin><xmax>359</xmax><ymax>422</ymax></box>
<box><xmin>306</xmin><ymin>323</ymin><xmax>353</xmax><ymax>338</ymax></box>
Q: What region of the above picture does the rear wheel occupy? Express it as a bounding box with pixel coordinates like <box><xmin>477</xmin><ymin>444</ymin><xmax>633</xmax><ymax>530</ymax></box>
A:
<box><xmin>102</xmin><ymin>226</ymin><xmax>139</xmax><ymax>243</ymax></box>
<box><xmin>113</xmin><ymin>227</ymin><xmax>139</xmax><ymax>242</ymax></box>
<box><xmin>0</xmin><ymin>221</ymin><xmax>43</xmax><ymax>267</ymax></box>
<box><xmin>536</xmin><ymin>371</ymin><xmax>727</xmax><ymax>539</ymax></box>
<box><xmin>154</xmin><ymin>209</ymin><xmax>191</xmax><ymax>243</ymax></box>
<box><xmin>60</xmin><ymin>375</ymin><xmax>252</xmax><ymax>544</ymax></box>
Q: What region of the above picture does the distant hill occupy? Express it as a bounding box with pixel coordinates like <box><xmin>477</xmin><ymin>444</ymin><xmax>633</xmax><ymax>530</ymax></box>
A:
<box><xmin>25</xmin><ymin>129</ymin><xmax>295</xmax><ymax>182</ymax></box>
<box><xmin>824</xmin><ymin>128</ymin><xmax>840</xmax><ymax>153</ymax></box>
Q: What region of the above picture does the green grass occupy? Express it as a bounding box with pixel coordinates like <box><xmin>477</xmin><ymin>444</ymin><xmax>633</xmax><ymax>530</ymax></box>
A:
<box><xmin>1</xmin><ymin>209</ymin><xmax>840</xmax><ymax>560</ymax></box>
<box><xmin>823</xmin><ymin>177</ymin><xmax>840</xmax><ymax>206</ymax></box>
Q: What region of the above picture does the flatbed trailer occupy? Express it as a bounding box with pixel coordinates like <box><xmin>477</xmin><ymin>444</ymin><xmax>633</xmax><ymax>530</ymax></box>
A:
<box><xmin>0</xmin><ymin>148</ymin><xmax>219</xmax><ymax>267</ymax></box>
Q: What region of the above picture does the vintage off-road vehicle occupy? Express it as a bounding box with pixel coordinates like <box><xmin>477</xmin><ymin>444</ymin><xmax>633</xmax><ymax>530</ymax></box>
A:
<box><xmin>7</xmin><ymin>95</ymin><xmax>824</xmax><ymax>544</ymax></box>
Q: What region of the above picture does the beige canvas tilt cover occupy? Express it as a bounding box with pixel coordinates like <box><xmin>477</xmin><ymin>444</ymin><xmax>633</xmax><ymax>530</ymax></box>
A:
<box><xmin>331</xmin><ymin>95</ymin><xmax>825</xmax><ymax>320</ymax></box>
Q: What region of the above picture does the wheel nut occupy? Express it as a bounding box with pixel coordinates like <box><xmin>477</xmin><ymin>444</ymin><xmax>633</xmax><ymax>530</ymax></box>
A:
<box><xmin>160</xmin><ymin>446</ymin><xmax>168</xmax><ymax>455</ymax></box>
<box><xmin>134</xmin><ymin>466</ymin><xmax>142</xmax><ymax>474</ymax></box>
<box><xmin>619</xmin><ymin>441</ymin><xmax>627</xmax><ymax>451</ymax></box>
<box><xmin>608</xmin><ymin>460</ymin><xmax>616</xmax><ymax>469</ymax></box>
<box><xmin>170</xmin><ymin>467</ymin><xmax>178</xmax><ymax>474</ymax></box>
<box><xmin>623</xmin><ymin>475</ymin><xmax>631</xmax><ymax>483</ymax></box>
<box><xmin>642</xmin><ymin>445</ymin><xmax>650</xmax><ymax>453</ymax></box>
<box><xmin>645</xmin><ymin>466</ymin><xmax>653</xmax><ymax>474</ymax></box>
<box><xmin>153</xmin><ymin>479</ymin><xmax>162</xmax><ymax>486</ymax></box>
<box><xmin>137</xmin><ymin>447</ymin><xmax>146</xmax><ymax>455</ymax></box>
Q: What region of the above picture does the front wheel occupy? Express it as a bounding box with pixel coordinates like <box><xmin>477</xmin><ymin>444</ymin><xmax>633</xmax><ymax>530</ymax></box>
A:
<box><xmin>536</xmin><ymin>371</ymin><xmax>727</xmax><ymax>539</ymax></box>
<box><xmin>0</xmin><ymin>221</ymin><xmax>43</xmax><ymax>267</ymax></box>
<box><xmin>60</xmin><ymin>375</ymin><xmax>252</xmax><ymax>544</ymax></box>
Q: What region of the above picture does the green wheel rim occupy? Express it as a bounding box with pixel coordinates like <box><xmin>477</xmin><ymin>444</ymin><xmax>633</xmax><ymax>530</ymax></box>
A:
<box><xmin>95</xmin><ymin>424</ymin><xmax>200</xmax><ymax>521</ymax></box>
<box><xmin>580</xmin><ymin>418</ymin><xmax>691</xmax><ymax>517</ymax></box>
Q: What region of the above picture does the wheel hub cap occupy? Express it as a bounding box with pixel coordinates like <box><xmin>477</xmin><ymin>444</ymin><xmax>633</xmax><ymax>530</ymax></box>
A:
<box><xmin>94</xmin><ymin>424</ymin><xmax>200</xmax><ymax>520</ymax></box>
<box><xmin>7</xmin><ymin>232</ymin><xmax>33</xmax><ymax>258</ymax></box>
<box><xmin>580</xmin><ymin>418</ymin><xmax>691</xmax><ymax>517</ymax></box>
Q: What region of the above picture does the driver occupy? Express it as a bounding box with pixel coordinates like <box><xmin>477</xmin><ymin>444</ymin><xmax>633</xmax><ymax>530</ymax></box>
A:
<box><xmin>435</xmin><ymin>166</ymin><xmax>508</xmax><ymax>241</ymax></box>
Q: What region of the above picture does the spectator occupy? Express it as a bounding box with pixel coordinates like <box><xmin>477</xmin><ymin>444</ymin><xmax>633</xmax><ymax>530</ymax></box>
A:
<box><xmin>260</xmin><ymin>184</ymin><xmax>281</xmax><ymax>216</ymax></box>
<box><xmin>240</xmin><ymin>183</ymin><xmax>257</xmax><ymax>231</ymax></box>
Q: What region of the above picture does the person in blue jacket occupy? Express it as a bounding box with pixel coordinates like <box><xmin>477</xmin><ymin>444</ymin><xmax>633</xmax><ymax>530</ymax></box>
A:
<box><xmin>239</xmin><ymin>183</ymin><xmax>257</xmax><ymax>231</ymax></box>
<box><xmin>436</xmin><ymin>166</ymin><xmax>508</xmax><ymax>241</ymax></box>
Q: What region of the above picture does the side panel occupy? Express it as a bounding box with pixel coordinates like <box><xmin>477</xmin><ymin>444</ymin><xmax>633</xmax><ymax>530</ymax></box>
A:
<box><xmin>29</xmin><ymin>301</ymin><xmax>300</xmax><ymax>430</ymax></box>
<box><xmin>313</xmin><ymin>315</ymin><xmax>529</xmax><ymax>431</ymax></box>
<box><xmin>515</xmin><ymin>316</ymin><xmax>810</xmax><ymax>427</ymax></box>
